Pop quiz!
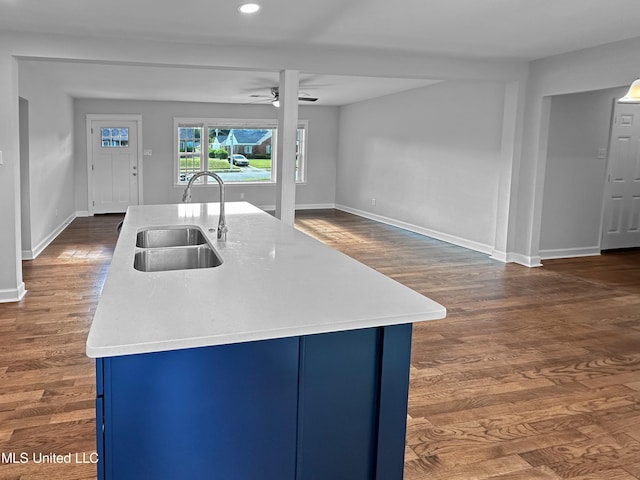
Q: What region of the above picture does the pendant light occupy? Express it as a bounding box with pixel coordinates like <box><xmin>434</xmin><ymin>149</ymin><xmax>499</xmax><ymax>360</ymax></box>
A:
<box><xmin>619</xmin><ymin>79</ymin><xmax>640</xmax><ymax>103</ymax></box>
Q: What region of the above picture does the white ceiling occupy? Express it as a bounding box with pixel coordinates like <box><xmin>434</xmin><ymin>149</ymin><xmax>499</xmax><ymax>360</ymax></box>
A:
<box><xmin>5</xmin><ymin>0</ymin><xmax>640</xmax><ymax>105</ymax></box>
<box><xmin>18</xmin><ymin>60</ymin><xmax>441</xmax><ymax>106</ymax></box>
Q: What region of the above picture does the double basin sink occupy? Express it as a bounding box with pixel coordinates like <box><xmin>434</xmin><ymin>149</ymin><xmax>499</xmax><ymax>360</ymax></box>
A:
<box><xmin>133</xmin><ymin>227</ymin><xmax>223</xmax><ymax>272</ymax></box>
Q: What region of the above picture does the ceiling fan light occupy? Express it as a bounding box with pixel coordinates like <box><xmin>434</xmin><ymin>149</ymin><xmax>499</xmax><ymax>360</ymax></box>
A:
<box><xmin>619</xmin><ymin>79</ymin><xmax>640</xmax><ymax>103</ymax></box>
<box><xmin>238</xmin><ymin>3</ymin><xmax>261</xmax><ymax>14</ymax></box>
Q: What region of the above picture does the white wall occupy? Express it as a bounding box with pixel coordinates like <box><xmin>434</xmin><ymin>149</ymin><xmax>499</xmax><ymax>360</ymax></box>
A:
<box><xmin>0</xmin><ymin>50</ymin><xmax>24</xmax><ymax>302</ymax></box>
<box><xmin>18</xmin><ymin>61</ymin><xmax>76</xmax><ymax>259</ymax></box>
<box><xmin>539</xmin><ymin>87</ymin><xmax>624</xmax><ymax>258</ymax></box>
<box><xmin>336</xmin><ymin>80</ymin><xmax>506</xmax><ymax>253</ymax></box>
<box><xmin>19</xmin><ymin>97</ymin><xmax>31</xmax><ymax>253</ymax></box>
<box><xmin>74</xmin><ymin>99</ymin><xmax>338</xmax><ymax>211</ymax></box>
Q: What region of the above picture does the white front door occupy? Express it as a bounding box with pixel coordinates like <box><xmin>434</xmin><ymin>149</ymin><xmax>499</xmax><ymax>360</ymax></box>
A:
<box><xmin>602</xmin><ymin>103</ymin><xmax>640</xmax><ymax>249</ymax></box>
<box><xmin>91</xmin><ymin>120</ymin><xmax>139</xmax><ymax>213</ymax></box>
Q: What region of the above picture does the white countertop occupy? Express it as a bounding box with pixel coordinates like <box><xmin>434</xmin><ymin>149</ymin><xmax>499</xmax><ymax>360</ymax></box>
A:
<box><xmin>86</xmin><ymin>202</ymin><xmax>446</xmax><ymax>358</ymax></box>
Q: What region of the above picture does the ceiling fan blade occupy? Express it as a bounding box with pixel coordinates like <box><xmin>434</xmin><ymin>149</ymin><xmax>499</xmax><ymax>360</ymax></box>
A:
<box><xmin>249</xmin><ymin>87</ymin><xmax>319</xmax><ymax>104</ymax></box>
<box><xmin>247</xmin><ymin>97</ymin><xmax>272</xmax><ymax>104</ymax></box>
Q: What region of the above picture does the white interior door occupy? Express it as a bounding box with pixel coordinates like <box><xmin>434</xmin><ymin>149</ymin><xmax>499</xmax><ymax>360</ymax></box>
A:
<box><xmin>91</xmin><ymin>120</ymin><xmax>139</xmax><ymax>213</ymax></box>
<box><xmin>602</xmin><ymin>103</ymin><xmax>640</xmax><ymax>249</ymax></box>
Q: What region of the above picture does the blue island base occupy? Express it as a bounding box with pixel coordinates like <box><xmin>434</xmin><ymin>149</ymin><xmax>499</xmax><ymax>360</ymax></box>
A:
<box><xmin>96</xmin><ymin>324</ymin><xmax>412</xmax><ymax>480</ymax></box>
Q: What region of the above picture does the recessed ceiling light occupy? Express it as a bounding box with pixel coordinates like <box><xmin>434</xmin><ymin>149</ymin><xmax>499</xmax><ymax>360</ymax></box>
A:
<box><xmin>238</xmin><ymin>3</ymin><xmax>261</xmax><ymax>14</ymax></box>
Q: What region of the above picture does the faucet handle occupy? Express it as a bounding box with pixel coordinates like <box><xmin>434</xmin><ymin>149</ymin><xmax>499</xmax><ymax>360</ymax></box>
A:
<box><xmin>218</xmin><ymin>225</ymin><xmax>228</xmax><ymax>241</ymax></box>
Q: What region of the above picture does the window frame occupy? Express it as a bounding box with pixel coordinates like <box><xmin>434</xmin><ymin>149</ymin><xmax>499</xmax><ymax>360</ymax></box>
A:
<box><xmin>173</xmin><ymin>117</ymin><xmax>308</xmax><ymax>186</ymax></box>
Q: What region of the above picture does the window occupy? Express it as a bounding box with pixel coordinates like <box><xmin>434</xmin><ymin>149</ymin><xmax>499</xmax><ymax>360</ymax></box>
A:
<box><xmin>174</xmin><ymin>118</ymin><xmax>307</xmax><ymax>185</ymax></box>
<box><xmin>178</xmin><ymin>126</ymin><xmax>202</xmax><ymax>181</ymax></box>
<box><xmin>102</xmin><ymin>127</ymin><xmax>129</xmax><ymax>147</ymax></box>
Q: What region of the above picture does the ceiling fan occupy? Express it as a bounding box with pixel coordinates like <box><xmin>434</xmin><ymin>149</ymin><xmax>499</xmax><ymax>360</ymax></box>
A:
<box><xmin>250</xmin><ymin>87</ymin><xmax>318</xmax><ymax>106</ymax></box>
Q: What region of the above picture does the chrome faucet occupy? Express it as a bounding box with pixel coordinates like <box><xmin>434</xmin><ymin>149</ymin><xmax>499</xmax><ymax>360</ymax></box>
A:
<box><xmin>182</xmin><ymin>171</ymin><xmax>228</xmax><ymax>241</ymax></box>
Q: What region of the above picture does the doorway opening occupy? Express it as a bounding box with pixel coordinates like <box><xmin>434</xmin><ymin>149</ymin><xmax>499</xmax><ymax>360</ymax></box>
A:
<box><xmin>538</xmin><ymin>87</ymin><xmax>633</xmax><ymax>261</ymax></box>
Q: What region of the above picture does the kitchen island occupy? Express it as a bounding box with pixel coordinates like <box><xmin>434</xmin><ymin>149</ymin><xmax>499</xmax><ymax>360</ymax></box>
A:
<box><xmin>87</xmin><ymin>202</ymin><xmax>446</xmax><ymax>480</ymax></box>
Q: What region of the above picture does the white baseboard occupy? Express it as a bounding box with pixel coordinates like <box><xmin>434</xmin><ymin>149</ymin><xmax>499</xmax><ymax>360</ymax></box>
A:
<box><xmin>296</xmin><ymin>203</ymin><xmax>337</xmax><ymax>210</ymax></box>
<box><xmin>22</xmin><ymin>212</ymin><xmax>77</xmax><ymax>260</ymax></box>
<box><xmin>0</xmin><ymin>282</ymin><xmax>27</xmax><ymax>303</ymax></box>
<box><xmin>258</xmin><ymin>203</ymin><xmax>337</xmax><ymax>212</ymax></box>
<box><xmin>539</xmin><ymin>246</ymin><xmax>601</xmax><ymax>260</ymax></box>
<box><xmin>334</xmin><ymin>204</ymin><xmax>494</xmax><ymax>256</ymax></box>
<box><xmin>482</xmin><ymin>249</ymin><xmax>546</xmax><ymax>267</ymax></box>
<box><xmin>490</xmin><ymin>250</ymin><xmax>509</xmax><ymax>263</ymax></box>
<box><xmin>506</xmin><ymin>252</ymin><xmax>543</xmax><ymax>267</ymax></box>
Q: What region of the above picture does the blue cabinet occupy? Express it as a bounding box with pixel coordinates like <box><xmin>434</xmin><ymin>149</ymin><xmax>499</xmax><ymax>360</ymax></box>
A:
<box><xmin>96</xmin><ymin>324</ymin><xmax>412</xmax><ymax>480</ymax></box>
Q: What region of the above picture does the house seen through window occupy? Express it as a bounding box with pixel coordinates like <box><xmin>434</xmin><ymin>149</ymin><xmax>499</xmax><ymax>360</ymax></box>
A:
<box><xmin>175</xmin><ymin>118</ymin><xmax>307</xmax><ymax>185</ymax></box>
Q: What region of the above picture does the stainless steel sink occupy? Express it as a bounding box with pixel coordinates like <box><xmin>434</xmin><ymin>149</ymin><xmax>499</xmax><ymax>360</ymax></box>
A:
<box><xmin>136</xmin><ymin>227</ymin><xmax>207</xmax><ymax>248</ymax></box>
<box><xmin>133</xmin><ymin>245</ymin><xmax>223</xmax><ymax>272</ymax></box>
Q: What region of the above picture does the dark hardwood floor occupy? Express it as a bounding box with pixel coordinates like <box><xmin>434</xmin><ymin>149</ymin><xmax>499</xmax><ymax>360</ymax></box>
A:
<box><xmin>1</xmin><ymin>209</ymin><xmax>639</xmax><ymax>479</ymax></box>
<box><xmin>297</xmin><ymin>210</ymin><xmax>640</xmax><ymax>480</ymax></box>
<box><xmin>0</xmin><ymin>213</ymin><xmax>122</xmax><ymax>480</ymax></box>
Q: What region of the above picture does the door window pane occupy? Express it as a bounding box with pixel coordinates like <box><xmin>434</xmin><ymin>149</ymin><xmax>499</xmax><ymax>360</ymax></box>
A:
<box><xmin>102</xmin><ymin>127</ymin><xmax>129</xmax><ymax>147</ymax></box>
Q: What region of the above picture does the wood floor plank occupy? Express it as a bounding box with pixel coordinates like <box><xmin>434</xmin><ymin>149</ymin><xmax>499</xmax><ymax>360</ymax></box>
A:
<box><xmin>404</xmin><ymin>453</ymin><xmax>533</xmax><ymax>480</ymax></box>
<box><xmin>520</xmin><ymin>433</ymin><xmax>640</xmax><ymax>478</ymax></box>
<box><xmin>626</xmin><ymin>462</ymin><xmax>640</xmax><ymax>477</ymax></box>
<box><xmin>1</xmin><ymin>209</ymin><xmax>639</xmax><ymax>479</ymax></box>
